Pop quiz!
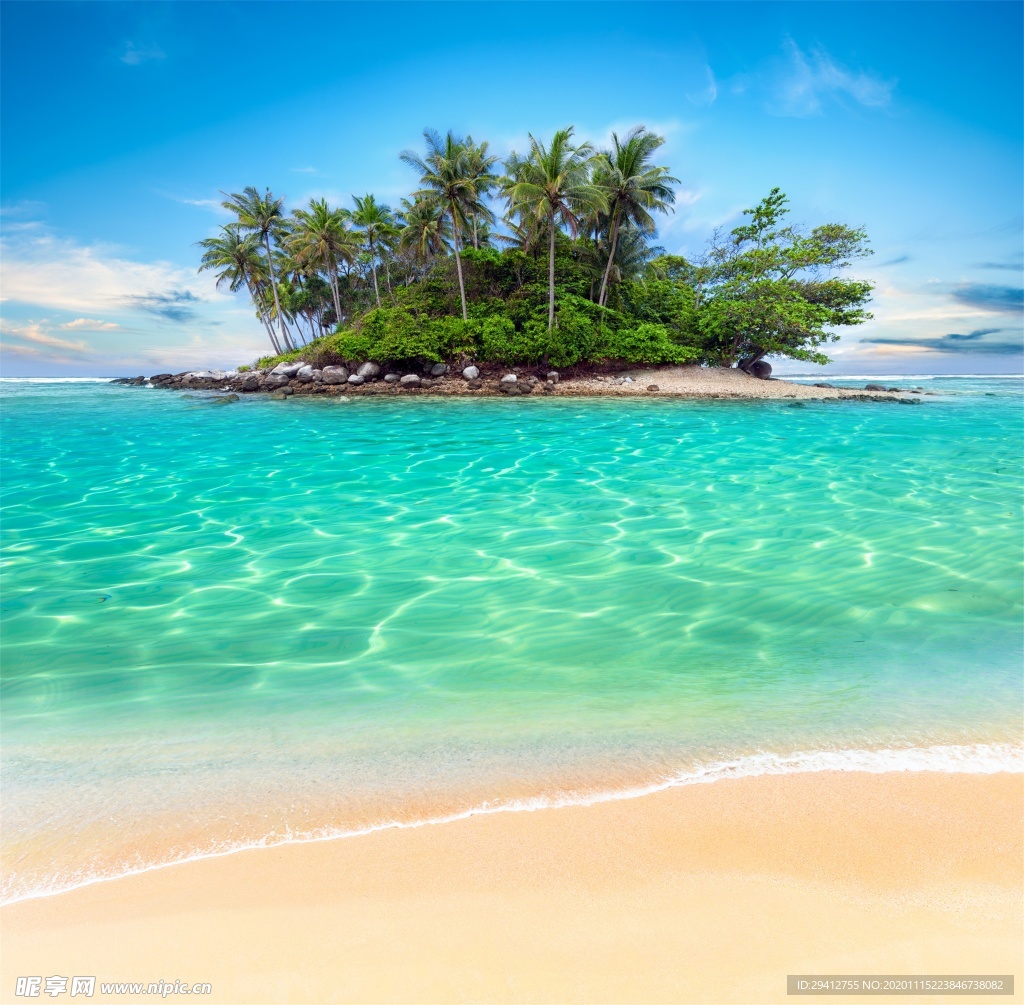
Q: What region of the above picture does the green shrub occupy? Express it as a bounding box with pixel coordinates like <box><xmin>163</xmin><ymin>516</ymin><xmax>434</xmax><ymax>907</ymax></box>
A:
<box><xmin>594</xmin><ymin>323</ymin><xmax>697</xmax><ymax>365</ymax></box>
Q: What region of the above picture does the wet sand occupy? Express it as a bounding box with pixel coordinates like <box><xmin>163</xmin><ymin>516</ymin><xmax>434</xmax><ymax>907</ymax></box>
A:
<box><xmin>2</xmin><ymin>771</ymin><xmax>1020</xmax><ymax>1004</ymax></box>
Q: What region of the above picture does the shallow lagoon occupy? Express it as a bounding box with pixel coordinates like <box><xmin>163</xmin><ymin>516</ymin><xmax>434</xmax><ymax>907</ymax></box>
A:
<box><xmin>2</xmin><ymin>377</ymin><xmax>1021</xmax><ymax>900</ymax></box>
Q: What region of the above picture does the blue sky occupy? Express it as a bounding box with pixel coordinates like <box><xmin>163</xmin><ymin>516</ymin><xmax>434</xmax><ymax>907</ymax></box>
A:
<box><xmin>1</xmin><ymin>0</ymin><xmax>1021</xmax><ymax>376</ymax></box>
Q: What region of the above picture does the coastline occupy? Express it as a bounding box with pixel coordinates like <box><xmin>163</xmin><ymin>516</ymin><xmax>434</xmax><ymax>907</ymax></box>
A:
<box><xmin>115</xmin><ymin>364</ymin><xmax>928</xmax><ymax>402</ymax></box>
<box><xmin>2</xmin><ymin>770</ymin><xmax>1020</xmax><ymax>1004</ymax></box>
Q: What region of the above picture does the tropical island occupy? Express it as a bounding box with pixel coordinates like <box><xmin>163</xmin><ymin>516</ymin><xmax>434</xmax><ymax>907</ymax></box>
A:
<box><xmin>169</xmin><ymin>125</ymin><xmax>895</xmax><ymax>400</ymax></box>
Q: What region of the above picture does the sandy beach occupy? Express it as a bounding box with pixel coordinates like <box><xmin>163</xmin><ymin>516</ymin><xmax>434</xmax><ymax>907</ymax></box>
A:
<box><xmin>2</xmin><ymin>770</ymin><xmax>1019</xmax><ymax>1005</ymax></box>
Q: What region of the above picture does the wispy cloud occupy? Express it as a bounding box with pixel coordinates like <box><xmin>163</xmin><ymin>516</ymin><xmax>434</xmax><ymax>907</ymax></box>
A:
<box><xmin>685</xmin><ymin>66</ymin><xmax>717</xmax><ymax>107</ymax></box>
<box><xmin>864</xmin><ymin>334</ymin><xmax>1022</xmax><ymax>354</ymax></box>
<box><xmin>978</xmin><ymin>260</ymin><xmax>1023</xmax><ymax>272</ymax></box>
<box><xmin>291</xmin><ymin>167</ymin><xmax>318</xmax><ymax>174</ymax></box>
<box><xmin>762</xmin><ymin>39</ymin><xmax>895</xmax><ymax>117</ymax></box>
<box><xmin>60</xmin><ymin>318</ymin><xmax>121</xmax><ymax>331</ymax></box>
<box><xmin>0</xmin><ymin>319</ymin><xmax>93</xmax><ymax>354</ymax></box>
<box><xmin>950</xmin><ymin>283</ymin><xmax>1023</xmax><ymax>313</ymax></box>
<box><xmin>120</xmin><ymin>42</ymin><xmax>165</xmax><ymax>66</ymax></box>
<box><xmin>125</xmin><ymin>290</ymin><xmax>202</xmax><ymax>323</ymax></box>
<box><xmin>879</xmin><ymin>255</ymin><xmax>911</xmax><ymax>267</ymax></box>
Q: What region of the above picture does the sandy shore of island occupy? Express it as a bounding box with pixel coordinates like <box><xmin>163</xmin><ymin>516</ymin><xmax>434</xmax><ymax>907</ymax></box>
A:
<box><xmin>2</xmin><ymin>771</ymin><xmax>1020</xmax><ymax>1004</ymax></box>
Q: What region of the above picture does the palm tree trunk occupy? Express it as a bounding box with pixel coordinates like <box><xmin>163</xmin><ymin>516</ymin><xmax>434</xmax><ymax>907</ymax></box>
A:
<box><xmin>263</xmin><ymin>235</ymin><xmax>294</xmax><ymax>350</ymax></box>
<box><xmin>329</xmin><ymin>256</ymin><xmax>342</xmax><ymax>324</ymax></box>
<box><xmin>451</xmin><ymin>200</ymin><xmax>468</xmax><ymax>321</ymax></box>
<box><xmin>548</xmin><ymin>215</ymin><xmax>556</xmax><ymax>330</ymax></box>
<box><xmin>598</xmin><ymin>207</ymin><xmax>621</xmax><ymax>308</ymax></box>
<box><xmin>368</xmin><ymin>236</ymin><xmax>381</xmax><ymax>307</ymax></box>
<box><xmin>471</xmin><ymin>212</ymin><xmax>479</xmax><ymax>250</ymax></box>
<box><xmin>246</xmin><ymin>279</ymin><xmax>281</xmax><ymax>354</ymax></box>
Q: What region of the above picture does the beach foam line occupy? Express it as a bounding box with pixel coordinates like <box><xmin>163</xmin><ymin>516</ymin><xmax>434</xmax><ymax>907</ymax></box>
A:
<box><xmin>3</xmin><ymin>742</ymin><xmax>1021</xmax><ymax>907</ymax></box>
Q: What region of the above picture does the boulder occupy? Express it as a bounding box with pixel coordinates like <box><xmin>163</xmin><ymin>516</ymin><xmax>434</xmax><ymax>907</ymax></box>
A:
<box><xmin>864</xmin><ymin>383</ymin><xmax>887</xmax><ymax>391</ymax></box>
<box><xmin>399</xmin><ymin>374</ymin><xmax>421</xmax><ymax>387</ymax></box>
<box><xmin>420</xmin><ymin>378</ymin><xmax>435</xmax><ymax>389</ymax></box>
<box><xmin>526</xmin><ymin>376</ymin><xmax>540</xmax><ymax>385</ymax></box>
<box><xmin>356</xmin><ymin>362</ymin><xmax>381</xmax><ymax>378</ymax></box>
<box><xmin>466</xmin><ymin>378</ymin><xmax>483</xmax><ymax>390</ymax></box>
<box><xmin>887</xmin><ymin>386</ymin><xmax>901</xmax><ymax>392</ymax></box>
<box><xmin>429</xmin><ymin>363</ymin><xmax>449</xmax><ymax>377</ymax></box>
<box><xmin>311</xmin><ymin>369</ymin><xmax>323</xmax><ymax>382</ymax></box>
<box><xmin>209</xmin><ymin>393</ymin><xmax>240</xmax><ymax>405</ymax></box>
<box><xmin>239</xmin><ymin>374</ymin><xmax>260</xmax><ymax>392</ymax></box>
<box><xmin>271</xmin><ymin>361</ymin><xmax>306</xmax><ymax>377</ymax></box>
<box><xmin>149</xmin><ymin>374</ymin><xmax>173</xmax><ymax>383</ymax></box>
<box><xmin>813</xmin><ymin>383</ymin><xmax>834</xmax><ymax>388</ymax></box>
<box><xmin>321</xmin><ymin>366</ymin><xmax>350</xmax><ymax>385</ymax></box>
<box><xmin>462</xmin><ymin>365</ymin><xmax>480</xmax><ymax>380</ymax></box>
<box><xmin>749</xmin><ymin>360</ymin><xmax>772</xmax><ymax>379</ymax></box>
<box><xmin>546</xmin><ymin>371</ymin><xmax>560</xmax><ymax>383</ymax></box>
<box><xmin>384</xmin><ymin>373</ymin><xmax>400</xmax><ymax>382</ymax></box>
<box><xmin>347</xmin><ymin>374</ymin><xmax>365</xmax><ymax>385</ymax></box>
<box><xmin>647</xmin><ymin>384</ymin><xmax>659</xmax><ymax>391</ymax></box>
<box><xmin>295</xmin><ymin>365</ymin><xmax>315</xmax><ymax>383</ymax></box>
<box><xmin>500</xmin><ymin>374</ymin><xmax>518</xmax><ymax>385</ymax></box>
<box><xmin>262</xmin><ymin>373</ymin><xmax>290</xmax><ymax>389</ymax></box>
<box><xmin>269</xmin><ymin>391</ymin><xmax>289</xmax><ymax>401</ymax></box>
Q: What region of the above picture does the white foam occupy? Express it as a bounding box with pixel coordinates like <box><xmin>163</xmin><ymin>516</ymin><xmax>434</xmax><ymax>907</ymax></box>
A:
<box><xmin>3</xmin><ymin>742</ymin><xmax>1020</xmax><ymax>906</ymax></box>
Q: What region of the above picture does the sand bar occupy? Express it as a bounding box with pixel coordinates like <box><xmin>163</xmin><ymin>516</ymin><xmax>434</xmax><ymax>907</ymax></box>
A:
<box><xmin>2</xmin><ymin>771</ymin><xmax>1020</xmax><ymax>1004</ymax></box>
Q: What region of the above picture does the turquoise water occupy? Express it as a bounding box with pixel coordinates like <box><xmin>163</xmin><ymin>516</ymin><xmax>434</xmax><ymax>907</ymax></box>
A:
<box><xmin>2</xmin><ymin>376</ymin><xmax>1021</xmax><ymax>901</ymax></box>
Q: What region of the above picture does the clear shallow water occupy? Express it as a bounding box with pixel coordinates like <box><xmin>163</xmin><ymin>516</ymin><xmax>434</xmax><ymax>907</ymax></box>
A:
<box><xmin>2</xmin><ymin>377</ymin><xmax>1021</xmax><ymax>901</ymax></box>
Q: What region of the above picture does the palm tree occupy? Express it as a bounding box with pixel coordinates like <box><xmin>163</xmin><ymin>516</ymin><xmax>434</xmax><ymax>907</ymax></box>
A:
<box><xmin>349</xmin><ymin>194</ymin><xmax>394</xmax><ymax>308</ymax></box>
<box><xmin>399</xmin><ymin>196</ymin><xmax>451</xmax><ymax>262</ymax></box>
<box><xmin>400</xmin><ymin>130</ymin><xmax>483</xmax><ymax>320</ymax></box>
<box><xmin>464</xmin><ymin>135</ymin><xmax>498</xmax><ymax>250</ymax></box>
<box><xmin>221</xmin><ymin>186</ymin><xmax>295</xmax><ymax>350</ymax></box>
<box><xmin>504</xmin><ymin>127</ymin><xmax>607</xmax><ymax>329</ymax></box>
<box><xmin>197</xmin><ymin>227</ymin><xmax>281</xmax><ymax>353</ymax></box>
<box><xmin>596</xmin><ymin>127</ymin><xmax>679</xmax><ymax>307</ymax></box>
<box><xmin>289</xmin><ymin>198</ymin><xmax>358</xmax><ymax>325</ymax></box>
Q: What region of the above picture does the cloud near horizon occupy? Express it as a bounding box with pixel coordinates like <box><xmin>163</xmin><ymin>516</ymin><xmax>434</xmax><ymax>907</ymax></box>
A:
<box><xmin>0</xmin><ymin>319</ymin><xmax>93</xmax><ymax>354</ymax></box>
<box><xmin>60</xmin><ymin>317</ymin><xmax>120</xmax><ymax>331</ymax></box>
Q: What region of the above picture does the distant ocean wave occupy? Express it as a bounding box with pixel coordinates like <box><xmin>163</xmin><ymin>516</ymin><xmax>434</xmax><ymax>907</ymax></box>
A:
<box><xmin>784</xmin><ymin>373</ymin><xmax>1023</xmax><ymax>380</ymax></box>
<box><xmin>4</xmin><ymin>742</ymin><xmax>1020</xmax><ymax>908</ymax></box>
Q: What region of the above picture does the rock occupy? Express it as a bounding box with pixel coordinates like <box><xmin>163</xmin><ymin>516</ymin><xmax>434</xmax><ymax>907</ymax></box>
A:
<box><xmin>787</xmin><ymin>401</ymin><xmax>807</xmax><ymax>408</ymax></box>
<box><xmin>887</xmin><ymin>386</ymin><xmax>901</xmax><ymax>392</ymax></box>
<box><xmin>897</xmin><ymin>397</ymin><xmax>921</xmax><ymax>405</ymax></box>
<box><xmin>269</xmin><ymin>391</ymin><xmax>289</xmax><ymax>400</ymax></box>
<box><xmin>110</xmin><ymin>378</ymin><xmax>130</xmax><ymax>384</ymax></box>
<box><xmin>748</xmin><ymin>360</ymin><xmax>772</xmax><ymax>379</ymax></box>
<box><xmin>399</xmin><ymin>374</ymin><xmax>421</xmax><ymax>387</ymax></box>
<box><xmin>420</xmin><ymin>378</ymin><xmax>435</xmax><ymax>389</ymax></box>
<box><xmin>647</xmin><ymin>384</ymin><xmax>659</xmax><ymax>391</ymax></box>
<box><xmin>462</xmin><ymin>365</ymin><xmax>480</xmax><ymax>380</ymax></box>
<box><xmin>295</xmin><ymin>365</ymin><xmax>315</xmax><ymax>383</ymax></box>
<box><xmin>466</xmin><ymin>378</ymin><xmax>483</xmax><ymax>390</ymax></box>
<box><xmin>526</xmin><ymin>375</ymin><xmax>540</xmax><ymax>385</ymax></box>
<box><xmin>347</xmin><ymin>374</ymin><xmax>365</xmax><ymax>385</ymax></box>
<box><xmin>149</xmin><ymin>374</ymin><xmax>173</xmax><ymax>383</ymax></box>
<box><xmin>281</xmin><ymin>386</ymin><xmax>294</xmax><ymax>395</ymax></box>
<box><xmin>356</xmin><ymin>362</ymin><xmax>380</xmax><ymax>378</ymax></box>
<box><xmin>502</xmin><ymin>382</ymin><xmax>522</xmax><ymax>395</ymax></box>
<box><xmin>311</xmin><ymin>369</ymin><xmax>323</xmax><ymax>382</ymax></box>
<box><xmin>321</xmin><ymin>365</ymin><xmax>350</xmax><ymax>385</ymax></box>
<box><xmin>500</xmin><ymin>374</ymin><xmax>518</xmax><ymax>385</ymax></box>
<box><xmin>864</xmin><ymin>383</ymin><xmax>887</xmax><ymax>391</ymax></box>
<box><xmin>519</xmin><ymin>382</ymin><xmax>533</xmax><ymax>394</ymax></box>
<box><xmin>384</xmin><ymin>373</ymin><xmax>400</xmax><ymax>382</ymax></box>
<box><xmin>239</xmin><ymin>374</ymin><xmax>260</xmax><ymax>392</ymax></box>
<box><xmin>429</xmin><ymin>363</ymin><xmax>449</xmax><ymax>377</ymax></box>
<box><xmin>262</xmin><ymin>373</ymin><xmax>290</xmax><ymax>389</ymax></box>
<box><xmin>813</xmin><ymin>383</ymin><xmax>834</xmax><ymax>388</ymax></box>
<box><xmin>623</xmin><ymin>376</ymin><xmax>634</xmax><ymax>384</ymax></box>
<box><xmin>271</xmin><ymin>361</ymin><xmax>306</xmax><ymax>377</ymax></box>
<box><xmin>546</xmin><ymin>371</ymin><xmax>560</xmax><ymax>383</ymax></box>
<box><xmin>209</xmin><ymin>393</ymin><xmax>240</xmax><ymax>405</ymax></box>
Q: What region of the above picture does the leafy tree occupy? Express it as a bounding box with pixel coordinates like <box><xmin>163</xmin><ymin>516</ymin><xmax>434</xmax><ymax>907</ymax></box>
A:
<box><xmin>289</xmin><ymin>198</ymin><xmax>358</xmax><ymax>323</ymax></box>
<box><xmin>697</xmin><ymin>188</ymin><xmax>873</xmax><ymax>367</ymax></box>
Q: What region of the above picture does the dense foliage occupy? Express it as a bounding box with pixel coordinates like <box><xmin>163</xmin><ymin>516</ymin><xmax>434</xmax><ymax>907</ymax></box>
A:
<box><xmin>197</xmin><ymin>127</ymin><xmax>873</xmax><ymax>372</ymax></box>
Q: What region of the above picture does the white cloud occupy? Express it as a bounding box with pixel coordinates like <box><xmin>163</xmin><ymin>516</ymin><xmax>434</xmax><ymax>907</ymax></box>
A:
<box><xmin>765</xmin><ymin>39</ymin><xmax>895</xmax><ymax>117</ymax></box>
<box><xmin>686</xmin><ymin>66</ymin><xmax>718</xmax><ymax>107</ymax></box>
<box><xmin>120</xmin><ymin>42</ymin><xmax>165</xmax><ymax>66</ymax></box>
<box><xmin>0</xmin><ymin>229</ymin><xmax>221</xmax><ymax>315</ymax></box>
<box><xmin>60</xmin><ymin>318</ymin><xmax>121</xmax><ymax>331</ymax></box>
<box><xmin>292</xmin><ymin>167</ymin><xmax>318</xmax><ymax>174</ymax></box>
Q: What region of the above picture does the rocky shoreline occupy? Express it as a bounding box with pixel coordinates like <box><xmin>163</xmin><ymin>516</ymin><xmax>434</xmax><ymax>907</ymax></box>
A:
<box><xmin>112</xmin><ymin>362</ymin><xmax>926</xmax><ymax>403</ymax></box>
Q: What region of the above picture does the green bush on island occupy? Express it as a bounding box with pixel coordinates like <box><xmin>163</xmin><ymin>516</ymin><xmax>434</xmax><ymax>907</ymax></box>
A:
<box><xmin>197</xmin><ymin>126</ymin><xmax>873</xmax><ymax>374</ymax></box>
